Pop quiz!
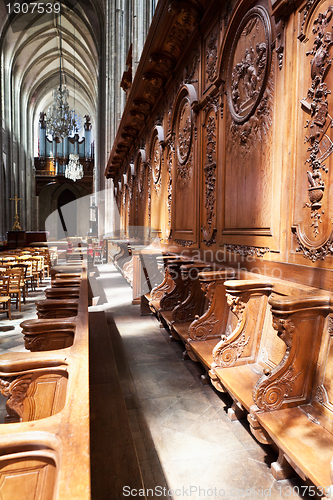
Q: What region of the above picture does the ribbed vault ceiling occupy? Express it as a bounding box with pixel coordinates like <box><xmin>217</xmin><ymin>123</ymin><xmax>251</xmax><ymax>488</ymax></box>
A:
<box><xmin>1</xmin><ymin>0</ymin><xmax>101</xmax><ymax>146</ymax></box>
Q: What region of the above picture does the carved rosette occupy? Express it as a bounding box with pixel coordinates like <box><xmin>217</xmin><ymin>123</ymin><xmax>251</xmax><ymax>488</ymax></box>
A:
<box><xmin>176</xmin><ymin>97</ymin><xmax>193</xmax><ymax>187</ymax></box>
<box><xmin>212</xmin><ymin>332</ymin><xmax>250</xmax><ymax>367</ymax></box>
<box><xmin>0</xmin><ymin>374</ymin><xmax>33</xmax><ymax>422</ymax></box>
<box><xmin>202</xmin><ymin>113</ymin><xmax>217</xmax><ymax>246</ymax></box>
<box><xmin>206</xmin><ymin>32</ymin><xmax>218</xmax><ymax>83</ymax></box>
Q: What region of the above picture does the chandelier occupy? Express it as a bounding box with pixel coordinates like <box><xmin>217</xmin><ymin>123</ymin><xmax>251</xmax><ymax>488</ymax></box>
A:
<box><xmin>65</xmin><ymin>153</ymin><xmax>84</xmax><ymax>181</ymax></box>
<box><xmin>46</xmin><ymin>86</ymin><xmax>72</xmax><ymax>139</ymax></box>
<box><xmin>45</xmin><ymin>0</ymin><xmax>73</xmax><ymax>139</ymax></box>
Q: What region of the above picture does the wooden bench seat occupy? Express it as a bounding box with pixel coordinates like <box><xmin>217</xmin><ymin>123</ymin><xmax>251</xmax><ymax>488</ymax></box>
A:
<box><xmin>246</xmin><ymin>294</ymin><xmax>333</xmax><ymax>488</ymax></box>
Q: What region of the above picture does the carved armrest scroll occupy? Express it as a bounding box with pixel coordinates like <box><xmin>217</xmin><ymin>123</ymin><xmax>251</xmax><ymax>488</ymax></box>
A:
<box><xmin>252</xmin><ymin>295</ymin><xmax>331</xmax><ymax>412</ymax></box>
<box><xmin>187</xmin><ymin>269</ymin><xmax>236</xmax><ymax>341</ymax></box>
<box><xmin>211</xmin><ymin>280</ymin><xmax>273</xmax><ymax>368</ymax></box>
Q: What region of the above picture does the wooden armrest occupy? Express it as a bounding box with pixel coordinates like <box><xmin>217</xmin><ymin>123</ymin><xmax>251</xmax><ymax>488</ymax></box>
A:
<box><xmin>252</xmin><ymin>295</ymin><xmax>332</xmax><ymax>412</ymax></box>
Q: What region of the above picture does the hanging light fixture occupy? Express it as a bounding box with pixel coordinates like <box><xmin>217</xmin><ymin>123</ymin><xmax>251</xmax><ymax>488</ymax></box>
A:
<box><xmin>65</xmin><ymin>1</ymin><xmax>84</xmax><ymax>181</ymax></box>
<box><xmin>65</xmin><ymin>153</ymin><xmax>83</xmax><ymax>181</ymax></box>
<box><xmin>46</xmin><ymin>0</ymin><xmax>73</xmax><ymax>139</ymax></box>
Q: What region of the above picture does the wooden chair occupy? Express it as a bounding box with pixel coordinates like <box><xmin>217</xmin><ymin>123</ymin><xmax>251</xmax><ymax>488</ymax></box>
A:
<box><xmin>12</xmin><ymin>263</ymin><xmax>28</xmax><ymax>303</ymax></box>
<box><xmin>0</xmin><ymin>276</ymin><xmax>11</xmax><ymax>320</ymax></box>
<box><xmin>6</xmin><ymin>268</ymin><xmax>23</xmax><ymax>311</ymax></box>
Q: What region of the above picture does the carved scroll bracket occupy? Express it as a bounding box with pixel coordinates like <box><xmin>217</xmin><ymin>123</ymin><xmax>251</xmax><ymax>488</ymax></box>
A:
<box><xmin>211</xmin><ymin>292</ymin><xmax>248</xmax><ymax>367</ymax></box>
<box><xmin>252</xmin><ymin>315</ymin><xmax>300</xmax><ymax>411</ymax></box>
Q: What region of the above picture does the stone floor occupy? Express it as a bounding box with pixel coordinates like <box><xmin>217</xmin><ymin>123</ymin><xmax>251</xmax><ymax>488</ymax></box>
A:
<box><xmin>91</xmin><ymin>264</ymin><xmax>316</xmax><ymax>500</ymax></box>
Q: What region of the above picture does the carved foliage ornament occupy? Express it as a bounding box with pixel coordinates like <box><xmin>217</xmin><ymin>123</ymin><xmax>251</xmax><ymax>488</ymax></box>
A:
<box><xmin>202</xmin><ymin>114</ymin><xmax>217</xmax><ymax>247</ymax></box>
<box><xmin>167</xmin><ymin>146</ymin><xmax>173</xmax><ymax>239</ymax></box>
<box><xmin>227</xmin><ymin>7</ymin><xmax>272</xmax><ymax>124</ymax></box>
<box><xmin>151</xmin><ymin>135</ymin><xmax>162</xmax><ymax>191</ymax></box>
<box><xmin>206</xmin><ymin>32</ymin><xmax>218</xmax><ymax>83</ymax></box>
<box><xmin>225</xmin><ymin>244</ymin><xmax>270</xmax><ymax>257</ymax></box>
<box><xmin>212</xmin><ymin>332</ymin><xmax>250</xmax><ymax>367</ymax></box>
<box><xmin>300</xmin><ymin>7</ymin><xmax>333</xmax><ymax>237</ymax></box>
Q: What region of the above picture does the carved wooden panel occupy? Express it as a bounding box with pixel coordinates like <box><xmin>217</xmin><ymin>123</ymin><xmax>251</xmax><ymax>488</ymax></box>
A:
<box><xmin>292</xmin><ymin>3</ymin><xmax>333</xmax><ymax>262</ymax></box>
<box><xmin>0</xmin><ymin>455</ymin><xmax>57</xmax><ymax>500</ymax></box>
<box><xmin>222</xmin><ymin>6</ymin><xmax>278</xmax><ymax>249</ymax></box>
<box><xmin>172</xmin><ymin>85</ymin><xmax>198</xmax><ymax>245</ymax></box>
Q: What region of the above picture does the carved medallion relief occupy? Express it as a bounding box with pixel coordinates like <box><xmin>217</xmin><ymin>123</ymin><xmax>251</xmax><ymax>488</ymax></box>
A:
<box><xmin>151</xmin><ymin>134</ymin><xmax>162</xmax><ymax>191</ymax></box>
<box><xmin>227</xmin><ymin>7</ymin><xmax>271</xmax><ymax>124</ymax></box>
<box><xmin>292</xmin><ymin>5</ymin><xmax>333</xmax><ymax>260</ymax></box>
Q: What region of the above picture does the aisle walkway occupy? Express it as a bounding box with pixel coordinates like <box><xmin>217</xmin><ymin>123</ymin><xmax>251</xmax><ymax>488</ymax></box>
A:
<box><xmin>91</xmin><ymin>264</ymin><xmax>311</xmax><ymax>500</ymax></box>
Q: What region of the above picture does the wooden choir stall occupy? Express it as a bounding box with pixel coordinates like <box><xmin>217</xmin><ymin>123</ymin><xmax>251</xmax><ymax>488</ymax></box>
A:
<box><xmin>105</xmin><ymin>0</ymin><xmax>333</xmax><ymax>495</ymax></box>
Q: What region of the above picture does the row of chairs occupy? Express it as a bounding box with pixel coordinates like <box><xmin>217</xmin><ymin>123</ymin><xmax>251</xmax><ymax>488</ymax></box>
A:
<box><xmin>0</xmin><ymin>248</ymin><xmax>49</xmax><ymax>318</ymax></box>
